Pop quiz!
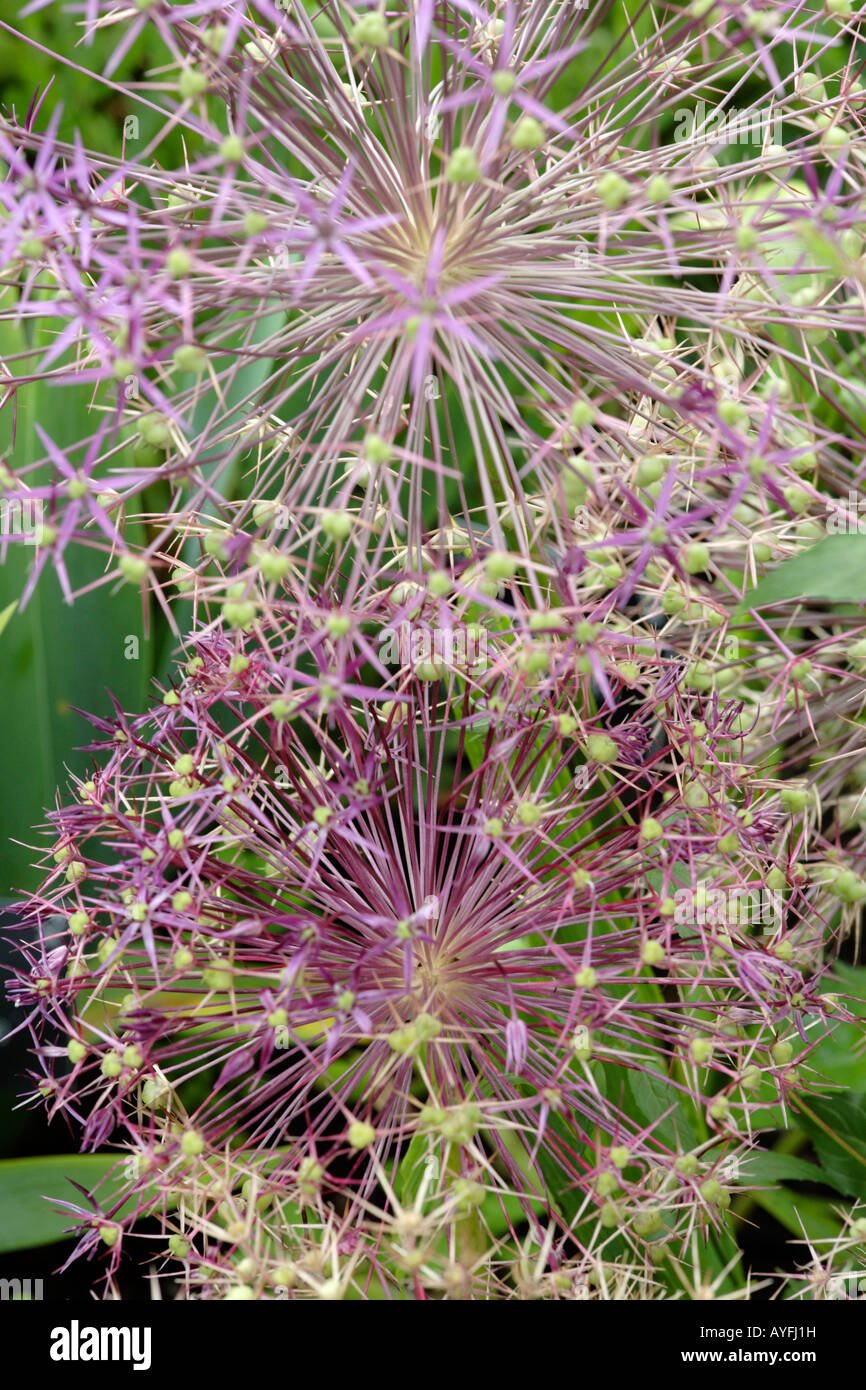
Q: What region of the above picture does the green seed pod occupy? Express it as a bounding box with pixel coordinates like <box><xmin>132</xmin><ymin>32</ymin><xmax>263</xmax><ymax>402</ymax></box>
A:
<box><xmin>319</xmin><ymin>509</ymin><xmax>353</xmax><ymax>540</ymax></box>
<box><xmin>351</xmin><ymin>11</ymin><xmax>388</xmax><ymax>48</ymax></box>
<box><xmin>635</xmin><ymin>454</ymin><xmax>666</xmax><ymax>486</ymax></box>
<box><xmin>179</xmin><ymin>68</ymin><xmax>208</xmax><ymax>100</ymax></box>
<box><xmin>173</xmin><ymin>343</ymin><xmax>206</xmax><ymax>374</ymax></box>
<box><xmin>445</xmin><ymin>145</ymin><xmax>481</xmax><ymax>183</ymax></box>
<box><xmin>510</xmin><ymin>115</ymin><xmax>545</xmax><ymax>150</ymax></box>
<box><xmin>119</xmin><ymin>553</ymin><xmax>148</xmax><ymax>585</ymax></box>
<box><xmin>202</xmin><ymin>961</ymin><xmax>232</xmax><ymax>990</ymax></box>
<box><xmin>682</xmin><ymin>541</ymin><xmax>711</xmax><ymax>575</ymax></box>
<box><xmin>219</xmin><ymin>134</ymin><xmax>244</xmax><ymax>164</ymax></box>
<box><xmin>596</xmin><ymin>171</ymin><xmax>630</xmax><ymax>210</ymax></box>
<box><xmin>181</xmin><ymin>1129</ymin><xmax>205</xmax><ymax>1157</ymax></box>
<box><xmin>347</xmin><ymin>1120</ymin><xmax>376</xmax><ymax>1149</ymax></box>
<box><xmin>586</xmin><ymin>733</ymin><xmax>617</xmax><ymax>764</ymax></box>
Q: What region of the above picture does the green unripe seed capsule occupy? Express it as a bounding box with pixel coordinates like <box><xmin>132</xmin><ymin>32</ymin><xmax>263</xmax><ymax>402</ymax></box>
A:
<box><xmin>168</xmin><ymin>1234</ymin><xmax>190</xmax><ymax>1258</ymax></box>
<box><xmin>320</xmin><ymin>509</ymin><xmax>352</xmax><ymax>540</ymax></box>
<box><xmin>485</xmin><ymin>550</ymin><xmax>516</xmax><ymax>582</ymax></box>
<box><xmin>491</xmin><ymin>69</ymin><xmax>516</xmax><ymax>97</ymax></box>
<box><xmin>587</xmin><ymin>733</ymin><xmax>617</xmax><ymax>764</ymax></box>
<box><xmin>67</xmin><ymin>1039</ymin><xmax>87</xmax><ymax>1064</ymax></box>
<box><xmin>781</xmin><ymin>785</ymin><xmax>810</xmax><ymax>814</ymax></box>
<box><xmin>243</xmin><ymin>210</ymin><xmax>269</xmax><ymax>236</ymax></box>
<box><xmin>772</xmin><ymin>1039</ymin><xmax>794</xmax><ymax>1065</ymax></box>
<box><xmin>683</xmin><ymin>541</ymin><xmax>711</xmax><ymax>574</ymax></box>
<box><xmin>575</xmin><ymin>965</ymin><xmax>597</xmax><ymax>988</ymax></box>
<box><xmin>445</xmin><ymin>145</ymin><xmax>481</xmax><ymax>183</ymax></box>
<box><xmin>203</xmin><ymin>962</ymin><xmax>232</xmax><ymax>990</ymax></box>
<box><xmin>166</xmin><ymin>248</ymin><xmax>192</xmax><ymax>278</ymax></box>
<box><xmin>646</xmin><ymin>174</ymin><xmax>672</xmax><ymax>203</ymax></box>
<box><xmin>427</xmin><ymin>570</ymin><xmax>451</xmax><ymax>597</ymax></box>
<box><xmin>635</xmin><ymin>454</ymin><xmax>666</xmax><ymax>486</ymax></box>
<box><xmin>718</xmin><ymin>398</ymin><xmax>748</xmax><ymax>427</ymax></box>
<box><xmin>633</xmin><ymin>1209</ymin><xmax>663</xmax><ymax>1237</ymax></box>
<box><xmin>684</xmin><ymin>783</ymin><xmax>709</xmax><ymax>808</ymax></box>
<box><xmin>596</xmin><ymin>171</ymin><xmax>630</xmax><ymax>210</ymax></box>
<box><xmin>599</xmin><ymin>1201</ymin><xmax>620</xmax><ymax>1228</ymax></box>
<box><xmin>642</xmin><ymin>939</ymin><xmax>665</xmax><ymax>966</ymax></box>
<box><xmin>640</xmin><ymin>817</ymin><xmax>664</xmax><ymax>843</ymax></box>
<box><xmin>100</xmin><ymin>1224</ymin><xmax>121</xmax><ymax>1247</ymax></box>
<box><xmin>452</xmin><ymin>1178</ymin><xmax>485</xmax><ymax>1211</ymax></box>
<box><xmin>510</xmin><ymin>115</ymin><xmax>545</xmax><ymax>150</ymax></box>
<box><xmin>119</xmin><ymin>554</ymin><xmax>148</xmax><ymax>585</ymax></box>
<box><xmin>351</xmin><ymin>11</ymin><xmax>388</xmax><ymax>47</ymax></box>
<box><xmin>179</xmin><ymin>68</ymin><xmax>208</xmax><ymax>99</ymax></box>
<box><xmin>219</xmin><ymin>134</ymin><xmax>244</xmax><ymax>163</ymax></box>
<box><xmin>570</xmin><ymin>400</ymin><xmax>596</xmax><ymax>429</ymax></box>
<box><xmin>690</xmin><ymin>1036</ymin><xmax>713</xmax><ymax>1065</ymax></box>
<box><xmin>181</xmin><ymin>1130</ymin><xmax>205</xmax><ymax>1157</ymax></box>
<box><xmin>348</xmin><ymin>1121</ymin><xmax>376</xmax><ymax>1149</ymax></box>
<box><xmin>783</xmin><ymin>484</ymin><xmax>812</xmax><ymax>515</ymax></box>
<box><xmin>223</xmin><ymin>600</ymin><xmax>256</xmax><ymax>630</ymax></box>
<box><xmin>173</xmin><ymin>344</ymin><xmax>206</xmax><ymax>374</ymax></box>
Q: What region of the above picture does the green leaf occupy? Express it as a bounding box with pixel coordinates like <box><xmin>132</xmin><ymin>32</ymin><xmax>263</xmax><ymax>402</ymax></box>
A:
<box><xmin>791</xmin><ymin>1093</ymin><xmax>866</xmax><ymax>1198</ymax></box>
<box><xmin>0</xmin><ymin>1154</ymin><xmax>126</xmax><ymax>1252</ymax></box>
<box><xmin>742</xmin><ymin>536</ymin><xmax>866</xmax><ymax>609</ymax></box>
<box><xmin>747</xmin><ymin>1186</ymin><xmax>843</xmax><ymax>1242</ymax></box>
<box><xmin>0</xmin><ymin>323</ymin><xmax>151</xmax><ymax>896</ymax></box>
<box><xmin>626</xmin><ymin>1069</ymin><xmax>696</xmax><ymax>1150</ymax></box>
<box><xmin>395</xmin><ymin>1129</ymin><xmax>440</xmax><ymax>1208</ymax></box>
<box><xmin>739</xmin><ymin>1149</ymin><xmax>848</xmax><ymax>1194</ymax></box>
<box><xmin>0</xmin><ymin>599</ymin><xmax>17</xmax><ymax>639</ymax></box>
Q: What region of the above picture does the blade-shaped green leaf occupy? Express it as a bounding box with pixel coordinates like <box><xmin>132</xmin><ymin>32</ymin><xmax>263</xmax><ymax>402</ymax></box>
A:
<box><xmin>791</xmin><ymin>1093</ymin><xmax>866</xmax><ymax>1199</ymax></box>
<box><xmin>0</xmin><ymin>321</ymin><xmax>151</xmax><ymax>895</ymax></box>
<box><xmin>742</xmin><ymin>535</ymin><xmax>866</xmax><ymax>608</ymax></box>
<box><xmin>0</xmin><ymin>1154</ymin><xmax>126</xmax><ymax>1252</ymax></box>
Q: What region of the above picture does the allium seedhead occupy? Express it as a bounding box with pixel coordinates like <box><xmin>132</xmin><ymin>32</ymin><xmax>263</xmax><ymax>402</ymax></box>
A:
<box><xmin>3</xmin><ymin>0</ymin><xmax>866</xmax><ymax>1303</ymax></box>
